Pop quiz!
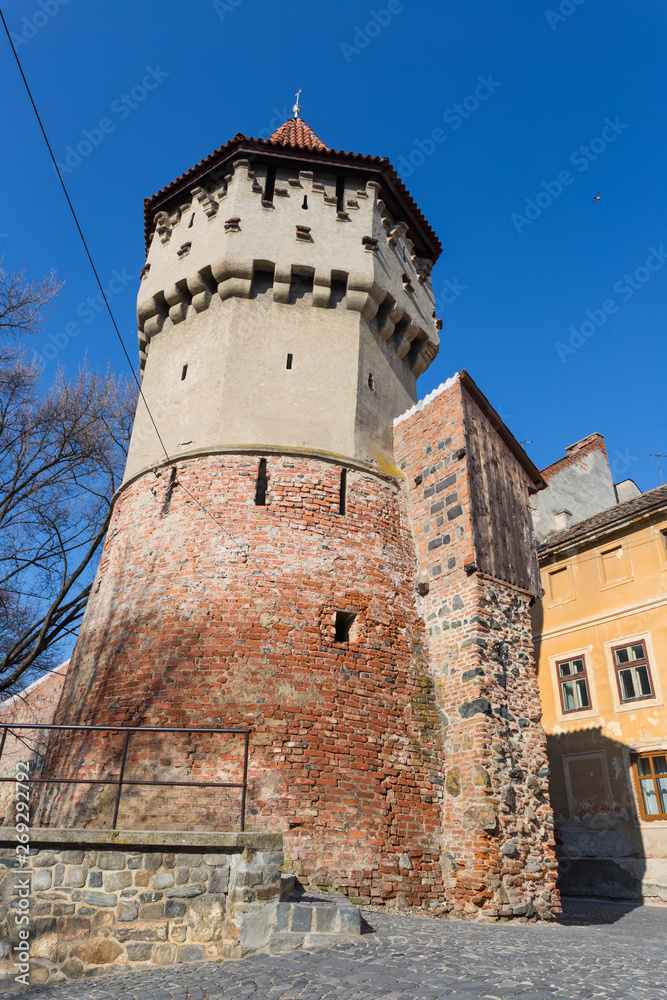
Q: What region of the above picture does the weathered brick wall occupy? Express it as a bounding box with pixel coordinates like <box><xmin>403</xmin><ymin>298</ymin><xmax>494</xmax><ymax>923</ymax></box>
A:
<box><xmin>38</xmin><ymin>454</ymin><xmax>445</xmax><ymax>906</ymax></box>
<box><xmin>37</xmin><ymin>378</ymin><xmax>559</xmax><ymax>920</ymax></box>
<box><xmin>394</xmin><ymin>378</ymin><xmax>560</xmax><ymax>919</ymax></box>
<box><xmin>0</xmin><ymin>666</ymin><xmax>69</xmax><ymax>821</ymax></box>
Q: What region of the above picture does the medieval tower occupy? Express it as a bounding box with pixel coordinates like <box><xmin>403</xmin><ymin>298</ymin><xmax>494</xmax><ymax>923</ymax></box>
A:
<box><xmin>39</xmin><ymin>107</ymin><xmax>560</xmax><ymax>919</ymax></box>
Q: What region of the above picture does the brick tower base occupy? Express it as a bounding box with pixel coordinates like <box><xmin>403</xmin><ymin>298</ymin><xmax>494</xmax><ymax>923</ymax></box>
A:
<box><xmin>38</xmin><ymin>372</ymin><xmax>559</xmax><ymax>919</ymax></box>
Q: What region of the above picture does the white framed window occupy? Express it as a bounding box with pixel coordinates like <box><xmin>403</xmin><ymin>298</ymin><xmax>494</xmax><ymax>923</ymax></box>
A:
<box><xmin>603</xmin><ymin>633</ymin><xmax>663</xmax><ymax>713</ymax></box>
<box><xmin>612</xmin><ymin>640</ymin><xmax>654</xmax><ymax>703</ymax></box>
<box><xmin>548</xmin><ymin>646</ymin><xmax>598</xmax><ymax>724</ymax></box>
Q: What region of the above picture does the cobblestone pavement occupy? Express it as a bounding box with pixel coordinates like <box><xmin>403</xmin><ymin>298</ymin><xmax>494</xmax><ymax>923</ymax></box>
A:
<box><xmin>6</xmin><ymin>899</ymin><xmax>667</xmax><ymax>999</ymax></box>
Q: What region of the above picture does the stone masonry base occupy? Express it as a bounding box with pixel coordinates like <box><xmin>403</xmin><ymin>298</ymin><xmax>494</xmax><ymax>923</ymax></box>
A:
<box><xmin>0</xmin><ymin>830</ymin><xmax>284</xmax><ymax>985</ymax></box>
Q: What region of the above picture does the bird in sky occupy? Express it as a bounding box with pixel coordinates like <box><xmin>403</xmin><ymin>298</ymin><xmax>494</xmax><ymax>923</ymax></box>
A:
<box><xmin>593</xmin><ymin>192</ymin><xmax>601</xmax><ymax>202</ymax></box>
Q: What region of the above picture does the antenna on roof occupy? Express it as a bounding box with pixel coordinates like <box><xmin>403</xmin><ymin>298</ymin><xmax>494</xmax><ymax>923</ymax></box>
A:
<box><xmin>293</xmin><ymin>89</ymin><xmax>302</xmax><ymax>119</ymax></box>
<box><xmin>649</xmin><ymin>453</ymin><xmax>667</xmax><ymax>485</ymax></box>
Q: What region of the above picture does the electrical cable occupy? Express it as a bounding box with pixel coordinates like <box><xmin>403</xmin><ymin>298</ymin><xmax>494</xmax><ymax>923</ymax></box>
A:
<box><xmin>0</xmin><ymin>9</ymin><xmax>246</xmax><ymax>552</ymax></box>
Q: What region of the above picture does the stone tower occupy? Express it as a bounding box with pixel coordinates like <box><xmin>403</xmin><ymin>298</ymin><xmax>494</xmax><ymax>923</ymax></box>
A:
<box><xmin>41</xmin><ymin>112</ymin><xmax>559</xmax><ymax>919</ymax></box>
<box><xmin>128</xmin><ymin>114</ymin><xmax>439</xmax><ymax>480</ymax></box>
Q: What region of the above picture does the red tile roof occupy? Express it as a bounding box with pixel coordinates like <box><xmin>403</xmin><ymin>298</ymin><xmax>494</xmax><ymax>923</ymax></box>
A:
<box><xmin>538</xmin><ymin>483</ymin><xmax>667</xmax><ymax>556</ymax></box>
<box><xmin>268</xmin><ymin>117</ymin><xmax>329</xmax><ymax>151</ymax></box>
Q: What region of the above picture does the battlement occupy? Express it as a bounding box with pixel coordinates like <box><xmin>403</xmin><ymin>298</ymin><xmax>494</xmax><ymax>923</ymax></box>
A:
<box><xmin>137</xmin><ymin>158</ymin><xmax>439</xmax><ymax>377</ymax></box>
<box><xmin>127</xmin><ymin>148</ymin><xmax>441</xmax><ymax>483</ymax></box>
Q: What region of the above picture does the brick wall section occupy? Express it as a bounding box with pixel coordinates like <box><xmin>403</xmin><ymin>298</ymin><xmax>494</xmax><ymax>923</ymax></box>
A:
<box><xmin>540</xmin><ymin>431</ymin><xmax>609</xmax><ymax>482</ymax></box>
<box><xmin>394</xmin><ymin>379</ymin><xmax>560</xmax><ymax>919</ymax></box>
<box><xmin>0</xmin><ymin>666</ymin><xmax>68</xmax><ymax>821</ymax></box>
<box><xmin>38</xmin><ymin>454</ymin><xmax>445</xmax><ymax>907</ymax></box>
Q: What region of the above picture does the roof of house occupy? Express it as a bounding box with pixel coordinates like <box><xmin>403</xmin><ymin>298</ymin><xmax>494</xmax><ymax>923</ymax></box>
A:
<box><xmin>538</xmin><ymin>483</ymin><xmax>667</xmax><ymax>557</ymax></box>
<box><xmin>142</xmin><ymin>117</ymin><xmax>442</xmax><ymax>260</ymax></box>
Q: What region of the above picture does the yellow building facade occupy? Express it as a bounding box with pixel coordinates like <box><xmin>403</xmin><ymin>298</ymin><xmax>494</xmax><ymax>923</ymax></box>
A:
<box><xmin>533</xmin><ymin>483</ymin><xmax>667</xmax><ymax>902</ymax></box>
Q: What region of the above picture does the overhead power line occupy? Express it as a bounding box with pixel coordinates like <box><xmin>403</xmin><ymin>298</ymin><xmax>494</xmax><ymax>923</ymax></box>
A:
<box><xmin>0</xmin><ymin>9</ymin><xmax>244</xmax><ymax>550</ymax></box>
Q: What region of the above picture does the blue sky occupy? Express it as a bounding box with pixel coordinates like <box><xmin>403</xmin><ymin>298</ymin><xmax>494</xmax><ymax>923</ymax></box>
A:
<box><xmin>1</xmin><ymin>0</ymin><xmax>666</xmax><ymax>488</ymax></box>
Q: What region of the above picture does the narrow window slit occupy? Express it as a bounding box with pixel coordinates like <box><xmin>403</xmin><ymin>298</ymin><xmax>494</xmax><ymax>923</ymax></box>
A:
<box><xmin>263</xmin><ymin>165</ymin><xmax>276</xmax><ymax>205</ymax></box>
<box><xmin>181</xmin><ymin>364</ymin><xmax>188</xmax><ymax>381</ymax></box>
<box><xmin>255</xmin><ymin>458</ymin><xmax>268</xmax><ymax>506</ymax></box>
<box><xmin>286</xmin><ymin>353</ymin><xmax>293</xmax><ymax>370</ymax></box>
<box><xmin>368</xmin><ymin>373</ymin><xmax>375</xmax><ymax>391</ymax></box>
<box><xmin>188</xmin><ymin>213</ymin><xmax>195</xmax><ymax>228</ymax></box>
<box><xmin>335</xmin><ymin>175</ymin><xmax>345</xmax><ymax>213</ymax></box>
<box><xmin>162</xmin><ymin>466</ymin><xmax>177</xmax><ymax>514</ymax></box>
<box><xmin>302</xmin><ymin>195</ymin><xmax>308</xmax><ymax>209</ymax></box>
<box><xmin>339</xmin><ymin>468</ymin><xmax>347</xmax><ymax>516</ymax></box>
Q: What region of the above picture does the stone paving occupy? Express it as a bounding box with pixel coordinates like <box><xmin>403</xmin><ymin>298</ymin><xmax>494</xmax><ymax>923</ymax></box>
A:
<box><xmin>5</xmin><ymin>899</ymin><xmax>667</xmax><ymax>999</ymax></box>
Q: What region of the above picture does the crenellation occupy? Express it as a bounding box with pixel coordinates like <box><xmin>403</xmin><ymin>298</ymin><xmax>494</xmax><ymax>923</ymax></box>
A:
<box><xmin>190</xmin><ymin>185</ymin><xmax>218</xmax><ymax>219</ymax></box>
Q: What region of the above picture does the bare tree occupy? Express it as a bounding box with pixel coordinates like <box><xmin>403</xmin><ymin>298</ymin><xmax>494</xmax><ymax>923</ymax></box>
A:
<box><xmin>0</xmin><ymin>263</ymin><xmax>137</xmax><ymax>695</ymax></box>
<box><xmin>0</xmin><ymin>263</ymin><xmax>63</xmax><ymax>339</ymax></box>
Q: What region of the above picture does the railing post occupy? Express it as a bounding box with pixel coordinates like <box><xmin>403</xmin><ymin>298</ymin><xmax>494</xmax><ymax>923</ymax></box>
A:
<box><xmin>240</xmin><ymin>731</ymin><xmax>249</xmax><ymax>832</ymax></box>
<box><xmin>0</xmin><ymin>726</ymin><xmax>8</xmax><ymax>765</ymax></box>
<box><xmin>111</xmin><ymin>730</ymin><xmax>132</xmax><ymax>830</ymax></box>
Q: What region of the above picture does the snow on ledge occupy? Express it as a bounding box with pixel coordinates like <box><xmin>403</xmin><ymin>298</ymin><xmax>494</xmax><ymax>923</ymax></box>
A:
<box><xmin>393</xmin><ymin>373</ymin><xmax>460</xmax><ymax>426</ymax></box>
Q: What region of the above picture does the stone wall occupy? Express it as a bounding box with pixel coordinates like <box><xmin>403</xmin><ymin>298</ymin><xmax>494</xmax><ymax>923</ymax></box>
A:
<box><xmin>394</xmin><ymin>376</ymin><xmax>560</xmax><ymax>919</ymax></box>
<box><xmin>0</xmin><ymin>830</ymin><xmax>282</xmax><ymax>985</ymax></box>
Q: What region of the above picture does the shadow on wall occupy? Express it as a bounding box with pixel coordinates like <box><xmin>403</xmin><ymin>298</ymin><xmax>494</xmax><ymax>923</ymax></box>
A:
<box><xmin>546</xmin><ymin>727</ymin><xmax>648</xmax><ymax>910</ymax></box>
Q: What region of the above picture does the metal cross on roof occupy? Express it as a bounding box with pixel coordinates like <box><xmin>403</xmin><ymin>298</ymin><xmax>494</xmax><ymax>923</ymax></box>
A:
<box><xmin>293</xmin><ymin>89</ymin><xmax>302</xmax><ymax>118</ymax></box>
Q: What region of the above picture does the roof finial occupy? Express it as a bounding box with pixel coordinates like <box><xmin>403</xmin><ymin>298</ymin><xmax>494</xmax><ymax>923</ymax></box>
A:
<box><xmin>293</xmin><ymin>89</ymin><xmax>302</xmax><ymax>119</ymax></box>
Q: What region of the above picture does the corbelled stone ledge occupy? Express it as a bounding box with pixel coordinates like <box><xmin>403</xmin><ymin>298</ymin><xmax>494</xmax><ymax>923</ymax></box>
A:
<box><xmin>0</xmin><ymin>828</ymin><xmax>282</xmax><ymax>850</ymax></box>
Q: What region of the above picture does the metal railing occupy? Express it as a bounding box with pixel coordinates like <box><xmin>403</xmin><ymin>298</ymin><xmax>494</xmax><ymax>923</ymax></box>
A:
<box><xmin>0</xmin><ymin>723</ymin><xmax>251</xmax><ymax>831</ymax></box>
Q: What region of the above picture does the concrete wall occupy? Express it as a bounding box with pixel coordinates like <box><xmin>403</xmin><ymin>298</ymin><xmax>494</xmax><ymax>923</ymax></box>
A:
<box><xmin>534</xmin><ymin>504</ymin><xmax>667</xmax><ymax>902</ymax></box>
<box><xmin>615</xmin><ymin>479</ymin><xmax>642</xmax><ymax>503</ymax></box>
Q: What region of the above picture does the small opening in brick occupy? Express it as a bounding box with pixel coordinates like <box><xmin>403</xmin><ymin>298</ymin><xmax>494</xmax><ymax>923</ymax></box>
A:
<box><xmin>181</xmin><ymin>364</ymin><xmax>188</xmax><ymax>381</ymax></box>
<box><xmin>302</xmin><ymin>195</ymin><xmax>308</xmax><ymax>209</ymax></box>
<box><xmin>255</xmin><ymin>458</ymin><xmax>268</xmax><ymax>506</ymax></box>
<box><xmin>368</xmin><ymin>373</ymin><xmax>375</xmax><ymax>391</ymax></box>
<box><xmin>286</xmin><ymin>353</ymin><xmax>293</xmax><ymax>370</ymax></box>
<box><xmin>334</xmin><ymin>611</ymin><xmax>357</xmax><ymax>643</ymax></box>
<box><xmin>339</xmin><ymin>468</ymin><xmax>347</xmax><ymax>516</ymax></box>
